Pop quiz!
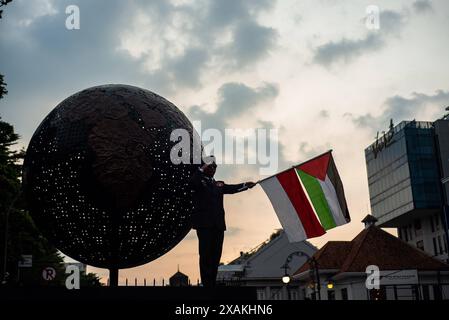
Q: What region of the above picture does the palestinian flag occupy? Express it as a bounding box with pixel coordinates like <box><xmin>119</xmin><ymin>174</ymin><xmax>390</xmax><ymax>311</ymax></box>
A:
<box><xmin>259</xmin><ymin>151</ymin><xmax>350</xmax><ymax>242</ymax></box>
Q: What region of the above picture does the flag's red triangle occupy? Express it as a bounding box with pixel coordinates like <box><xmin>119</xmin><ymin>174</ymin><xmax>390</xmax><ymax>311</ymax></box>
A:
<box><xmin>296</xmin><ymin>152</ymin><xmax>331</xmax><ymax>181</ymax></box>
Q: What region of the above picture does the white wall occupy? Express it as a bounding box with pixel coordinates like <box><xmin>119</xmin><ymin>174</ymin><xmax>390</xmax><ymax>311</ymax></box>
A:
<box><xmin>398</xmin><ymin>214</ymin><xmax>448</xmax><ymax>262</ymax></box>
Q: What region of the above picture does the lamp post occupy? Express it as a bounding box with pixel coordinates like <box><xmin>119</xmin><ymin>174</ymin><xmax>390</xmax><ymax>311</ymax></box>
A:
<box><xmin>281</xmin><ymin>251</ymin><xmax>321</xmax><ymax>300</ymax></box>
<box><xmin>1</xmin><ymin>191</ymin><xmax>21</xmax><ymax>285</ymax></box>
<box><xmin>440</xmin><ymin>177</ymin><xmax>449</xmax><ymax>263</ymax></box>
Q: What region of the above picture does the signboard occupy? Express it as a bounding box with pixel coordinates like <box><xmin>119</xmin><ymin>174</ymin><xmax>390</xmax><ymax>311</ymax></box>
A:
<box><xmin>18</xmin><ymin>255</ymin><xmax>32</xmax><ymax>268</ymax></box>
<box><xmin>380</xmin><ymin>269</ymin><xmax>418</xmax><ymax>285</ymax></box>
<box><xmin>371</xmin><ymin>119</ymin><xmax>395</xmax><ymax>158</ymax></box>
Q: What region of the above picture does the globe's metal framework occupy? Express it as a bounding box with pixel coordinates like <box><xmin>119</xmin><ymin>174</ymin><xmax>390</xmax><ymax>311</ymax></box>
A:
<box><xmin>23</xmin><ymin>85</ymin><xmax>199</xmax><ymax>285</ymax></box>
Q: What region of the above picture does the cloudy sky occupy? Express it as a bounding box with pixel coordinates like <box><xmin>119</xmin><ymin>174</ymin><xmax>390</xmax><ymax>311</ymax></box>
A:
<box><xmin>1</xmin><ymin>0</ymin><xmax>449</xmax><ymax>284</ymax></box>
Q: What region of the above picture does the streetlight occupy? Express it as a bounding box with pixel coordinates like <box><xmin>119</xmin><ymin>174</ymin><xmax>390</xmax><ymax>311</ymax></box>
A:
<box><xmin>1</xmin><ymin>191</ymin><xmax>21</xmax><ymax>285</ymax></box>
<box><xmin>281</xmin><ymin>251</ymin><xmax>321</xmax><ymax>300</ymax></box>
<box><xmin>327</xmin><ymin>280</ymin><xmax>334</xmax><ymax>290</ymax></box>
<box><xmin>440</xmin><ymin>177</ymin><xmax>449</xmax><ymax>263</ymax></box>
<box><xmin>282</xmin><ymin>274</ymin><xmax>291</xmax><ymax>284</ymax></box>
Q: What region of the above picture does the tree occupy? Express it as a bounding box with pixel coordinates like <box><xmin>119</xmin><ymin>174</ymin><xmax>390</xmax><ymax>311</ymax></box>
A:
<box><xmin>0</xmin><ymin>0</ymin><xmax>14</xmax><ymax>20</ymax></box>
<box><xmin>0</xmin><ymin>0</ymin><xmax>65</xmax><ymax>287</ymax></box>
<box><xmin>0</xmin><ymin>114</ymin><xmax>68</xmax><ymax>286</ymax></box>
<box><xmin>0</xmin><ymin>19</ymin><xmax>65</xmax><ymax>284</ymax></box>
<box><xmin>0</xmin><ymin>1</ymin><xmax>12</xmax><ymax>99</ymax></box>
<box><xmin>81</xmin><ymin>272</ymin><xmax>103</xmax><ymax>287</ymax></box>
<box><xmin>0</xmin><ymin>75</ymin><xmax>7</xmax><ymax>100</ymax></box>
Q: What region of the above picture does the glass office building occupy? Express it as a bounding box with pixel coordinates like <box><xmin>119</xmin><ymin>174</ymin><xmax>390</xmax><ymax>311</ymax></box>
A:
<box><xmin>365</xmin><ymin>120</ymin><xmax>448</xmax><ymax>261</ymax></box>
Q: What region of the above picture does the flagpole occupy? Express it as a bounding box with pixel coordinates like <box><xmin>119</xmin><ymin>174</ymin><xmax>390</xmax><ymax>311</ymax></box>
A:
<box><xmin>255</xmin><ymin>149</ymin><xmax>333</xmax><ymax>185</ymax></box>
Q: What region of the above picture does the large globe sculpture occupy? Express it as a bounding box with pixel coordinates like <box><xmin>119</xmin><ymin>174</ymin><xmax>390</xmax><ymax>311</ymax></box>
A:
<box><xmin>23</xmin><ymin>85</ymin><xmax>199</xmax><ymax>283</ymax></box>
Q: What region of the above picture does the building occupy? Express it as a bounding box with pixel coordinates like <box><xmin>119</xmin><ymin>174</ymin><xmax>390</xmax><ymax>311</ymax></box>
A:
<box><xmin>365</xmin><ymin>119</ymin><xmax>449</xmax><ymax>261</ymax></box>
<box><xmin>217</xmin><ymin>229</ymin><xmax>317</xmax><ymax>300</ymax></box>
<box><xmin>293</xmin><ymin>216</ymin><xmax>449</xmax><ymax>300</ymax></box>
<box><xmin>169</xmin><ymin>267</ymin><xmax>189</xmax><ymax>287</ymax></box>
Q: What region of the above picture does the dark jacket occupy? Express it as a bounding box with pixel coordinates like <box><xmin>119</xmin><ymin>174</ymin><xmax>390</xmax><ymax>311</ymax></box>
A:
<box><xmin>190</xmin><ymin>170</ymin><xmax>248</xmax><ymax>230</ymax></box>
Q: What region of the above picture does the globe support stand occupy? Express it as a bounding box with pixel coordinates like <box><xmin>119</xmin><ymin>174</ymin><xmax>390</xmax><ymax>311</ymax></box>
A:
<box><xmin>109</xmin><ymin>268</ymin><xmax>119</xmax><ymax>287</ymax></box>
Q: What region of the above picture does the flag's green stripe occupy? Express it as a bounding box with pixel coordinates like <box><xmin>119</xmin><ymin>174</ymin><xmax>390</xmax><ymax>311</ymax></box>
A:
<box><xmin>296</xmin><ymin>169</ymin><xmax>336</xmax><ymax>230</ymax></box>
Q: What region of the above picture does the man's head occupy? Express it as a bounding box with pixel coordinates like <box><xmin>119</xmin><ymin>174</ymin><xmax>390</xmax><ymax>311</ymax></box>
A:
<box><xmin>201</xmin><ymin>155</ymin><xmax>217</xmax><ymax>177</ymax></box>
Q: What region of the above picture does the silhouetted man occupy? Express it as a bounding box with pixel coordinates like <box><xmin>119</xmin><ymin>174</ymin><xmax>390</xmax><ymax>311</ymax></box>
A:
<box><xmin>190</xmin><ymin>156</ymin><xmax>255</xmax><ymax>287</ymax></box>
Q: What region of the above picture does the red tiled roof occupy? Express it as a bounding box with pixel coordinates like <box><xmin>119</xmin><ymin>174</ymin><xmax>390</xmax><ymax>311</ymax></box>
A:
<box><xmin>294</xmin><ymin>241</ymin><xmax>351</xmax><ymax>274</ymax></box>
<box><xmin>294</xmin><ymin>226</ymin><xmax>449</xmax><ymax>276</ymax></box>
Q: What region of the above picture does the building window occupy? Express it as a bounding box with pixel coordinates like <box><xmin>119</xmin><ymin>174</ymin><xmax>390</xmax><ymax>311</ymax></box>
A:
<box><xmin>369</xmin><ymin>287</ymin><xmax>386</xmax><ymax>300</ymax></box>
<box><xmin>422</xmin><ymin>285</ymin><xmax>430</xmax><ymax>300</ymax></box>
<box><xmin>257</xmin><ymin>289</ymin><xmax>266</xmax><ymax>300</ymax></box>
<box><xmin>409</xmin><ymin>225</ymin><xmax>414</xmax><ymax>240</ymax></box>
<box><xmin>404</xmin><ymin>227</ymin><xmax>409</xmax><ymax>242</ymax></box>
<box><xmin>433</xmin><ymin>237</ymin><xmax>438</xmax><ymax>256</ymax></box>
<box><xmin>414</xmin><ymin>219</ymin><xmax>421</xmax><ymax>230</ymax></box>
<box><xmin>416</xmin><ymin>240</ymin><xmax>424</xmax><ymax>251</ymax></box>
<box><xmin>289</xmin><ymin>289</ymin><xmax>298</xmax><ymax>300</ymax></box>
<box><xmin>438</xmin><ymin>236</ymin><xmax>443</xmax><ymax>255</ymax></box>
<box><xmin>341</xmin><ymin>288</ymin><xmax>348</xmax><ymax>300</ymax></box>
<box><xmin>275</xmin><ymin>290</ymin><xmax>283</xmax><ymax>300</ymax></box>
<box><xmin>414</xmin><ymin>219</ymin><xmax>422</xmax><ymax>237</ymax></box>
<box><xmin>433</xmin><ymin>285</ymin><xmax>442</xmax><ymax>300</ymax></box>
<box><xmin>327</xmin><ymin>290</ymin><xmax>335</xmax><ymax>301</ymax></box>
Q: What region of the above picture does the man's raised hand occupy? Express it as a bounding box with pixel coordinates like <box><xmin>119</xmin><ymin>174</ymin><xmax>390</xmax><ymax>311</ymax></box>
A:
<box><xmin>245</xmin><ymin>182</ymin><xmax>256</xmax><ymax>189</ymax></box>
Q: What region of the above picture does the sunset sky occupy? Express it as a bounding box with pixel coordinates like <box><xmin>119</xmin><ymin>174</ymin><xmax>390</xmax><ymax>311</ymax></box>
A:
<box><xmin>1</xmin><ymin>0</ymin><xmax>449</xmax><ymax>284</ymax></box>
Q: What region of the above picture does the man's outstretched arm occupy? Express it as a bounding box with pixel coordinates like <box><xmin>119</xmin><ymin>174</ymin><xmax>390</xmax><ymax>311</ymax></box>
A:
<box><xmin>222</xmin><ymin>181</ymin><xmax>256</xmax><ymax>194</ymax></box>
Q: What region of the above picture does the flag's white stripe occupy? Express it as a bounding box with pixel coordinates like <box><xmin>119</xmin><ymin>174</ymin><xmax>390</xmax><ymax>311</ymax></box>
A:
<box><xmin>319</xmin><ymin>175</ymin><xmax>347</xmax><ymax>226</ymax></box>
<box><xmin>260</xmin><ymin>176</ymin><xmax>307</xmax><ymax>242</ymax></box>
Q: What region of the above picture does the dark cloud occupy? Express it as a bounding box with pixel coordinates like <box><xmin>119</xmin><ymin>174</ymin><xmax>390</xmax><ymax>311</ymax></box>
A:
<box><xmin>380</xmin><ymin>10</ymin><xmax>406</xmax><ymax>35</ymax></box>
<box><xmin>312</xmin><ymin>10</ymin><xmax>405</xmax><ymax>67</ymax></box>
<box><xmin>188</xmin><ymin>82</ymin><xmax>283</xmax><ymax>179</ymax></box>
<box><xmin>205</xmin><ymin>0</ymin><xmax>273</xmax><ymax>27</ymax></box>
<box><xmin>224</xmin><ymin>20</ymin><xmax>278</xmax><ymax>69</ymax></box>
<box><xmin>165</xmin><ymin>48</ymin><xmax>209</xmax><ymax>89</ymax></box>
<box><xmin>345</xmin><ymin>89</ymin><xmax>449</xmax><ymax>131</ymax></box>
<box><xmin>413</xmin><ymin>0</ymin><xmax>433</xmax><ymax>13</ymax></box>
<box><xmin>313</xmin><ymin>34</ymin><xmax>383</xmax><ymax>66</ymax></box>
<box><xmin>0</xmin><ymin>0</ymin><xmax>279</xmax><ymax>141</ymax></box>
<box><xmin>125</xmin><ymin>0</ymin><xmax>278</xmax><ymax>90</ymax></box>
<box><xmin>217</xmin><ymin>82</ymin><xmax>279</xmax><ymax>116</ymax></box>
<box><xmin>189</xmin><ymin>82</ymin><xmax>279</xmax><ymax>130</ymax></box>
<box><xmin>0</xmin><ymin>0</ymin><xmax>149</xmax><ymax>138</ymax></box>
